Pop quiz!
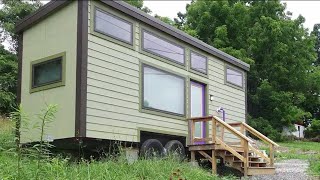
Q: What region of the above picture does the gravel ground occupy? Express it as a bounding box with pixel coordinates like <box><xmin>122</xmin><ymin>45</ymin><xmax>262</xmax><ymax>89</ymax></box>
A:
<box><xmin>250</xmin><ymin>159</ymin><xmax>312</xmax><ymax>180</ymax></box>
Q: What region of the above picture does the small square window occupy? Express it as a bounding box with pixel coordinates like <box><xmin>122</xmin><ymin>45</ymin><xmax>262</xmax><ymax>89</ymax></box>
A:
<box><xmin>30</xmin><ymin>53</ymin><xmax>65</xmax><ymax>93</ymax></box>
<box><xmin>190</xmin><ymin>51</ymin><xmax>207</xmax><ymax>74</ymax></box>
<box><xmin>226</xmin><ymin>66</ymin><xmax>243</xmax><ymax>88</ymax></box>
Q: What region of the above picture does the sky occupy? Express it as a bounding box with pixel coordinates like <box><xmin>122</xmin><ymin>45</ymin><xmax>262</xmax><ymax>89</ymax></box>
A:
<box><xmin>144</xmin><ymin>1</ymin><xmax>320</xmax><ymax>31</ymax></box>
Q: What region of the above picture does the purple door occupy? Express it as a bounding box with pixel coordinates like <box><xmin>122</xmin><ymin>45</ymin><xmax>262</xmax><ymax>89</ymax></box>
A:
<box><xmin>190</xmin><ymin>81</ymin><xmax>206</xmax><ymax>142</ymax></box>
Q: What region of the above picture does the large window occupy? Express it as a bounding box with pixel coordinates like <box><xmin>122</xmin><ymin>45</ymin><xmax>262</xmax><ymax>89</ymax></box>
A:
<box><xmin>94</xmin><ymin>8</ymin><xmax>133</xmax><ymax>44</ymax></box>
<box><xmin>226</xmin><ymin>67</ymin><xmax>243</xmax><ymax>88</ymax></box>
<box><xmin>142</xmin><ymin>65</ymin><xmax>185</xmax><ymax>116</ymax></box>
<box><xmin>142</xmin><ymin>30</ymin><xmax>185</xmax><ymax>65</ymax></box>
<box><xmin>31</xmin><ymin>53</ymin><xmax>65</xmax><ymax>93</ymax></box>
<box><xmin>190</xmin><ymin>51</ymin><xmax>207</xmax><ymax>74</ymax></box>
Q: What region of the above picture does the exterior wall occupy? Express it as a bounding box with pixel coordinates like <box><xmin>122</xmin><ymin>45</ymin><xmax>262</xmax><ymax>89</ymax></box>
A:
<box><xmin>283</xmin><ymin>124</ymin><xmax>305</xmax><ymax>138</ymax></box>
<box><xmin>86</xmin><ymin>1</ymin><xmax>246</xmax><ymax>143</ymax></box>
<box><xmin>21</xmin><ymin>2</ymin><xmax>78</xmax><ymax>142</ymax></box>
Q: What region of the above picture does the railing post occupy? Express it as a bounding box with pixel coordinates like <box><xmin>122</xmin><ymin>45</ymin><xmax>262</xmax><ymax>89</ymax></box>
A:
<box><xmin>189</xmin><ymin>120</ymin><xmax>195</xmax><ymax>145</ymax></box>
<box><xmin>269</xmin><ymin>144</ymin><xmax>275</xmax><ymax>166</ymax></box>
<box><xmin>240</xmin><ymin>124</ymin><xmax>245</xmax><ymax>147</ymax></box>
<box><xmin>220</xmin><ymin>126</ymin><xmax>224</xmax><ymax>141</ymax></box>
<box><xmin>212</xmin><ymin>117</ymin><xmax>216</xmax><ymax>144</ymax></box>
<box><xmin>243</xmin><ymin>140</ymin><xmax>249</xmax><ymax>177</ymax></box>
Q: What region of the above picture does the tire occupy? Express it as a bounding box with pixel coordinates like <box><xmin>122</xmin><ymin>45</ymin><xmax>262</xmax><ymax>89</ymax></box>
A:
<box><xmin>140</xmin><ymin>139</ymin><xmax>164</xmax><ymax>159</ymax></box>
<box><xmin>164</xmin><ymin>140</ymin><xmax>186</xmax><ymax>160</ymax></box>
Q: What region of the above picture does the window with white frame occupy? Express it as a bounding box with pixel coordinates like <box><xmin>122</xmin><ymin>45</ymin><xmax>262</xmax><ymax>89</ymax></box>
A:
<box><xmin>142</xmin><ymin>65</ymin><xmax>185</xmax><ymax>116</ymax></box>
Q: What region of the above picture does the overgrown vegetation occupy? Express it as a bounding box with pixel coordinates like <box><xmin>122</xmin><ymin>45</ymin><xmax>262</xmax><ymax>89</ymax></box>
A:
<box><xmin>0</xmin><ymin>109</ymin><xmax>234</xmax><ymax>180</ymax></box>
<box><xmin>304</xmin><ymin>119</ymin><xmax>320</xmax><ymax>140</ymax></box>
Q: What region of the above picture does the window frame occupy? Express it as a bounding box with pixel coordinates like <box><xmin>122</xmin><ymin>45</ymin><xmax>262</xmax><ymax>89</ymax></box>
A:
<box><xmin>30</xmin><ymin>52</ymin><xmax>66</xmax><ymax>93</ymax></box>
<box><xmin>189</xmin><ymin>50</ymin><xmax>208</xmax><ymax>76</ymax></box>
<box><xmin>140</xmin><ymin>63</ymin><xmax>187</xmax><ymax>119</ymax></box>
<box><xmin>225</xmin><ymin>64</ymin><xmax>244</xmax><ymax>90</ymax></box>
<box><xmin>141</xmin><ymin>29</ymin><xmax>186</xmax><ymax>67</ymax></box>
<box><xmin>188</xmin><ymin>77</ymin><xmax>209</xmax><ymax>138</ymax></box>
<box><xmin>91</xmin><ymin>4</ymin><xmax>134</xmax><ymax>49</ymax></box>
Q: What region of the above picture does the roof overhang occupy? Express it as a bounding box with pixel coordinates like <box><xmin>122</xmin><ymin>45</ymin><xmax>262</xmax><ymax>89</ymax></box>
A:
<box><xmin>15</xmin><ymin>0</ymin><xmax>250</xmax><ymax>71</ymax></box>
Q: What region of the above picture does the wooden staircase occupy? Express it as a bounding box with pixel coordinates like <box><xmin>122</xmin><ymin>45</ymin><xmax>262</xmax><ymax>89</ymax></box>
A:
<box><xmin>188</xmin><ymin>116</ymin><xmax>279</xmax><ymax>176</ymax></box>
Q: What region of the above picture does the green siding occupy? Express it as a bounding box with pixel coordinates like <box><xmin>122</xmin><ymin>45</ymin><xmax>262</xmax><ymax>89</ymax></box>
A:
<box><xmin>86</xmin><ymin>1</ymin><xmax>246</xmax><ymax>143</ymax></box>
<box><xmin>21</xmin><ymin>2</ymin><xmax>78</xmax><ymax>143</ymax></box>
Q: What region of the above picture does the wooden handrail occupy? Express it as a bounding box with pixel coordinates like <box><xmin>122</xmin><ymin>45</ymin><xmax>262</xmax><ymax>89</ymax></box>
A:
<box><xmin>213</xmin><ymin>116</ymin><xmax>252</xmax><ymax>143</ymax></box>
<box><xmin>188</xmin><ymin>115</ymin><xmax>277</xmax><ymax>175</ymax></box>
<box><xmin>241</xmin><ymin>122</ymin><xmax>279</xmax><ymax>147</ymax></box>
<box><xmin>189</xmin><ymin>116</ymin><xmax>213</xmax><ymax>122</ymax></box>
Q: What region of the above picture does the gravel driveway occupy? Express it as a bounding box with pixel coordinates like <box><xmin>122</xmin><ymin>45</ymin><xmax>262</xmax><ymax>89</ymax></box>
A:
<box><xmin>250</xmin><ymin>159</ymin><xmax>311</xmax><ymax>180</ymax></box>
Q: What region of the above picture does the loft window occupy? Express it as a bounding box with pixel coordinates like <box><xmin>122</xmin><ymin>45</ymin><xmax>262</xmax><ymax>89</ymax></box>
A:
<box><xmin>190</xmin><ymin>51</ymin><xmax>207</xmax><ymax>74</ymax></box>
<box><xmin>142</xmin><ymin>65</ymin><xmax>185</xmax><ymax>116</ymax></box>
<box><xmin>226</xmin><ymin>66</ymin><xmax>243</xmax><ymax>88</ymax></box>
<box><xmin>142</xmin><ymin>30</ymin><xmax>185</xmax><ymax>65</ymax></box>
<box><xmin>94</xmin><ymin>8</ymin><xmax>133</xmax><ymax>44</ymax></box>
<box><xmin>30</xmin><ymin>53</ymin><xmax>65</xmax><ymax>93</ymax></box>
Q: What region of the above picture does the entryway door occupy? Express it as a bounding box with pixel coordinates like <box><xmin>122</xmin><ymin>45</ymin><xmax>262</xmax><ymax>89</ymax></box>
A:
<box><xmin>190</xmin><ymin>81</ymin><xmax>206</xmax><ymax>142</ymax></box>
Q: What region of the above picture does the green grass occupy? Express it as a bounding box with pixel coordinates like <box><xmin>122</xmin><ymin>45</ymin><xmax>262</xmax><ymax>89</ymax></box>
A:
<box><xmin>0</xmin><ymin>153</ymin><xmax>228</xmax><ymax>180</ymax></box>
<box><xmin>0</xmin><ymin>119</ymin><xmax>235</xmax><ymax>180</ymax></box>
<box><xmin>276</xmin><ymin>141</ymin><xmax>320</xmax><ymax>160</ymax></box>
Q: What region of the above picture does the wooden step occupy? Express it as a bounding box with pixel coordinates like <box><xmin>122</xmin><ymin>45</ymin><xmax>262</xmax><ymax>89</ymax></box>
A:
<box><xmin>233</xmin><ymin>161</ymin><xmax>267</xmax><ymax>167</ymax></box>
<box><xmin>188</xmin><ymin>143</ymin><xmax>215</xmax><ymax>151</ymax></box>
<box><xmin>246</xmin><ymin>167</ymin><xmax>276</xmax><ymax>175</ymax></box>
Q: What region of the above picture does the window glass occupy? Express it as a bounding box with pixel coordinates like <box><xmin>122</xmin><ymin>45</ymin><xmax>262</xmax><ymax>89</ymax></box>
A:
<box><xmin>143</xmin><ymin>65</ymin><xmax>185</xmax><ymax>115</ymax></box>
<box><xmin>95</xmin><ymin>8</ymin><xmax>132</xmax><ymax>44</ymax></box>
<box><xmin>226</xmin><ymin>68</ymin><xmax>243</xmax><ymax>87</ymax></box>
<box><xmin>191</xmin><ymin>52</ymin><xmax>207</xmax><ymax>74</ymax></box>
<box><xmin>33</xmin><ymin>58</ymin><xmax>62</xmax><ymax>88</ymax></box>
<box><xmin>142</xmin><ymin>31</ymin><xmax>185</xmax><ymax>64</ymax></box>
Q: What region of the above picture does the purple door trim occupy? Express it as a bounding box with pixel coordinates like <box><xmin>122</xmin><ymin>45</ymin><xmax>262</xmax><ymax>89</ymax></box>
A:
<box><xmin>191</xmin><ymin>81</ymin><xmax>206</xmax><ymax>143</ymax></box>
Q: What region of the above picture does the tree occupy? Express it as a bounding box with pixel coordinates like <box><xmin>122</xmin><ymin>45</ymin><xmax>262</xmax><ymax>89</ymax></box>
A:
<box><xmin>125</xmin><ymin>0</ymin><xmax>151</xmax><ymax>14</ymax></box>
<box><xmin>0</xmin><ymin>45</ymin><xmax>17</xmax><ymax>115</ymax></box>
<box><xmin>181</xmin><ymin>0</ymin><xmax>318</xmax><ymax>140</ymax></box>
<box><xmin>0</xmin><ymin>0</ymin><xmax>42</xmax><ymax>115</ymax></box>
<box><xmin>312</xmin><ymin>24</ymin><xmax>320</xmax><ymax>66</ymax></box>
<box><xmin>0</xmin><ymin>0</ymin><xmax>42</xmax><ymax>52</ymax></box>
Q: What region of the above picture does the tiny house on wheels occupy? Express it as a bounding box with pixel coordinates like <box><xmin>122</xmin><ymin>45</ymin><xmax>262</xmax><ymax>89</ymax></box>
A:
<box><xmin>15</xmin><ymin>0</ymin><xmax>278</xmax><ymax>176</ymax></box>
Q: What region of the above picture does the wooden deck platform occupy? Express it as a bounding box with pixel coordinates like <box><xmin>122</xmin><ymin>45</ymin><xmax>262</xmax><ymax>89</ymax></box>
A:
<box><xmin>188</xmin><ymin>116</ymin><xmax>279</xmax><ymax>176</ymax></box>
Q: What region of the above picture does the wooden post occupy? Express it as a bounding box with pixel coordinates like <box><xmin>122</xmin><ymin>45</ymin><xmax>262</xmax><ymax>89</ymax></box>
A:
<box><xmin>212</xmin><ymin>149</ymin><xmax>217</xmax><ymax>174</ymax></box>
<box><xmin>220</xmin><ymin>126</ymin><xmax>224</xmax><ymax>141</ymax></box>
<box><xmin>212</xmin><ymin>117</ymin><xmax>216</xmax><ymax>144</ymax></box>
<box><xmin>240</xmin><ymin>124</ymin><xmax>245</xmax><ymax>147</ymax></box>
<box><xmin>269</xmin><ymin>144</ymin><xmax>275</xmax><ymax>166</ymax></box>
<box><xmin>189</xmin><ymin>120</ymin><xmax>195</xmax><ymax>145</ymax></box>
<box><xmin>191</xmin><ymin>151</ymin><xmax>195</xmax><ymax>162</ymax></box>
<box><xmin>243</xmin><ymin>141</ymin><xmax>249</xmax><ymax>177</ymax></box>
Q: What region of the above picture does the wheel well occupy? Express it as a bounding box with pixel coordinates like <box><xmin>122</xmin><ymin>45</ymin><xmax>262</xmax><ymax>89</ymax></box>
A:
<box><xmin>140</xmin><ymin>131</ymin><xmax>186</xmax><ymax>147</ymax></box>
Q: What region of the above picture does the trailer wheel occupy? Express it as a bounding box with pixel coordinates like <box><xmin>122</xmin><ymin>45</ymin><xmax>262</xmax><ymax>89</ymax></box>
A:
<box><xmin>164</xmin><ymin>140</ymin><xmax>185</xmax><ymax>159</ymax></box>
<box><xmin>140</xmin><ymin>139</ymin><xmax>164</xmax><ymax>158</ymax></box>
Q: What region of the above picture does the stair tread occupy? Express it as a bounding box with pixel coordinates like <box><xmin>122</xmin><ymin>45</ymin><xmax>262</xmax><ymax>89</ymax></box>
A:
<box><xmin>233</xmin><ymin>160</ymin><xmax>266</xmax><ymax>164</ymax></box>
<box><xmin>247</xmin><ymin>167</ymin><xmax>275</xmax><ymax>169</ymax></box>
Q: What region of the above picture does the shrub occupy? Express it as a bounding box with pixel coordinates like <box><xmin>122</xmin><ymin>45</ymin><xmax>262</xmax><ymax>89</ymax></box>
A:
<box><xmin>248</xmin><ymin>117</ymin><xmax>285</xmax><ymax>141</ymax></box>
<box><xmin>305</xmin><ymin>119</ymin><xmax>320</xmax><ymax>139</ymax></box>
